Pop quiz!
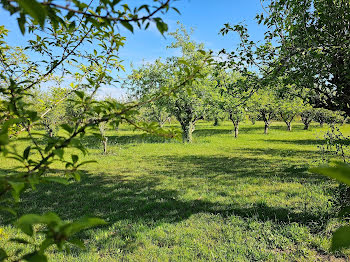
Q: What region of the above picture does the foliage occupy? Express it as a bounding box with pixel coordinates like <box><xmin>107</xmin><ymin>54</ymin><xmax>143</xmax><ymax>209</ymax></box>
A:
<box><xmin>276</xmin><ymin>90</ymin><xmax>304</xmax><ymax>132</ymax></box>
<box><xmin>314</xmin><ymin>109</ymin><xmax>344</xmax><ymax>127</ymax></box>
<box><xmin>318</xmin><ymin>126</ymin><xmax>350</xmax><ymax>165</ymax></box>
<box><xmin>0</xmin><ymin>0</ymin><xmax>174</xmax><ymax>35</ymax></box>
<box><xmin>248</xmin><ymin>87</ymin><xmax>278</xmax><ymax>134</ymax></box>
<box><xmin>126</xmin><ymin>25</ymin><xmax>214</xmax><ymax>143</ymax></box>
<box><xmin>31</xmin><ymin>87</ymin><xmax>71</xmax><ymax>137</ymax></box>
<box><xmin>220</xmin><ymin>0</ymin><xmax>350</xmax><ymax>116</ymax></box>
<box><xmin>311</xmin><ymin>162</ymin><xmax>350</xmax><ymax>252</ymax></box>
<box><xmin>215</xmin><ymin>70</ymin><xmax>247</xmax><ymax>138</ymax></box>
<box><xmin>126</xmin><ymin>59</ymin><xmax>171</xmax><ymax>127</ymax></box>
<box><xmin>301</xmin><ymin>106</ymin><xmax>316</xmax><ymax>130</ymax></box>
<box><xmin>0</xmin><ymin>1</ymin><xmax>197</xmax><ymax>260</ymax></box>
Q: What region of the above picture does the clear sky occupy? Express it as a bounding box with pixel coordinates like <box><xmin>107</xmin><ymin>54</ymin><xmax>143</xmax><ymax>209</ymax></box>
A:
<box><xmin>0</xmin><ymin>0</ymin><xmax>266</xmax><ymax>98</ymax></box>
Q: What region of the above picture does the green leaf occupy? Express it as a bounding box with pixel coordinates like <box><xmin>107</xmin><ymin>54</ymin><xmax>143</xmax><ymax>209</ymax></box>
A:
<box><xmin>72</xmin><ymin>171</ymin><xmax>81</xmax><ymax>182</ymax></box>
<box><xmin>17</xmin><ymin>0</ymin><xmax>46</xmax><ymax>28</ymax></box>
<box><xmin>40</xmin><ymin>212</ymin><xmax>61</xmax><ymax>224</ymax></box>
<box><xmin>22</xmin><ymin>251</ymin><xmax>47</xmax><ymax>262</ymax></box>
<box><xmin>172</xmin><ymin>7</ymin><xmax>181</xmax><ymax>14</ymax></box>
<box><xmin>74</xmin><ymin>90</ymin><xmax>85</xmax><ymax>100</ymax></box>
<box><xmin>9</xmin><ymin>238</ymin><xmax>30</xmax><ymax>244</ymax></box>
<box><xmin>23</xmin><ymin>146</ymin><xmax>31</xmax><ymax>160</ymax></box>
<box><xmin>67</xmin><ymin>238</ymin><xmax>85</xmax><ymax>249</ymax></box>
<box><xmin>53</xmin><ymin>148</ymin><xmax>64</xmax><ymax>159</ymax></box>
<box><xmin>0</xmin><ymin>248</ymin><xmax>8</xmax><ymax>261</ymax></box>
<box><xmin>63</xmin><ymin>217</ymin><xmax>107</xmax><ymax>236</ymax></box>
<box><xmin>0</xmin><ymin>134</ymin><xmax>9</xmax><ymax>146</ymax></box>
<box><xmin>17</xmin><ymin>214</ymin><xmax>42</xmax><ymax>236</ymax></box>
<box><xmin>60</xmin><ymin>124</ymin><xmax>73</xmax><ymax>134</ymax></box>
<box><xmin>71</xmin><ymin>154</ymin><xmax>78</xmax><ymax>164</ymax></box>
<box><xmin>76</xmin><ymin>160</ymin><xmax>97</xmax><ymax>168</ymax></box>
<box><xmin>0</xmin><ymin>206</ymin><xmax>17</xmax><ymax>216</ymax></box>
<box><xmin>331</xmin><ymin>226</ymin><xmax>350</xmax><ymax>251</ymax></box>
<box><xmin>39</xmin><ymin>238</ymin><xmax>54</xmax><ymax>253</ymax></box>
<box><xmin>17</xmin><ymin>14</ymin><xmax>26</xmax><ymax>34</ymax></box>
<box><xmin>178</xmin><ymin>59</ymin><xmax>189</xmax><ymax>67</ymax></box>
<box><xmin>310</xmin><ymin>162</ymin><xmax>350</xmax><ymax>186</ymax></box>
<box><xmin>155</xmin><ymin>20</ymin><xmax>168</xmax><ymax>35</ymax></box>
<box><xmin>9</xmin><ymin>182</ymin><xmax>25</xmax><ymax>202</ymax></box>
<box><xmin>43</xmin><ymin>177</ymin><xmax>69</xmax><ymax>185</ymax></box>
<box><xmin>121</xmin><ymin>21</ymin><xmax>133</xmax><ymax>33</ymax></box>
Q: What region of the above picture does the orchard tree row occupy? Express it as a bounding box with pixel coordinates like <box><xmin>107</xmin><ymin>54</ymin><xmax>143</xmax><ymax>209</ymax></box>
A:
<box><xmin>125</xmin><ymin>26</ymin><xmax>346</xmax><ymax>142</ymax></box>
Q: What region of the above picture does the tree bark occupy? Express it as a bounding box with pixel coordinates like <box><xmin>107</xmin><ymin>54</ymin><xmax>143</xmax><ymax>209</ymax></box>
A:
<box><xmin>303</xmin><ymin>122</ymin><xmax>310</xmax><ymax>130</ymax></box>
<box><xmin>181</xmin><ymin>122</ymin><xmax>193</xmax><ymax>143</ymax></box>
<box><xmin>264</xmin><ymin>123</ymin><xmax>269</xmax><ymax>135</ymax></box>
<box><xmin>213</xmin><ymin>118</ymin><xmax>219</xmax><ymax>126</ymax></box>
<box><xmin>286</xmin><ymin>122</ymin><xmax>292</xmax><ymax>131</ymax></box>
<box><xmin>234</xmin><ymin>124</ymin><xmax>239</xmax><ymax>138</ymax></box>
<box><xmin>102</xmin><ymin>137</ymin><xmax>108</xmax><ymax>154</ymax></box>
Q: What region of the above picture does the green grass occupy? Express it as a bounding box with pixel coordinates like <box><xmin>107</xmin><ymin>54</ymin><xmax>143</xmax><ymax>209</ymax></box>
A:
<box><xmin>1</xmin><ymin>121</ymin><xmax>350</xmax><ymax>261</ymax></box>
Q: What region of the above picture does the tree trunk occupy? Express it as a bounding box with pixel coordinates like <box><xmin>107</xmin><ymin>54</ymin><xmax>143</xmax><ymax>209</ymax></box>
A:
<box><xmin>234</xmin><ymin>124</ymin><xmax>239</xmax><ymax>138</ymax></box>
<box><xmin>181</xmin><ymin>122</ymin><xmax>193</xmax><ymax>143</ymax></box>
<box><xmin>48</xmin><ymin>128</ymin><xmax>53</xmax><ymax>138</ymax></box>
<box><xmin>102</xmin><ymin>137</ymin><xmax>108</xmax><ymax>154</ymax></box>
<box><xmin>213</xmin><ymin>118</ymin><xmax>219</xmax><ymax>126</ymax></box>
<box><xmin>286</xmin><ymin>122</ymin><xmax>292</xmax><ymax>131</ymax></box>
<box><xmin>320</xmin><ymin>122</ymin><xmax>324</xmax><ymax>127</ymax></box>
<box><xmin>303</xmin><ymin>122</ymin><xmax>310</xmax><ymax>130</ymax></box>
<box><xmin>264</xmin><ymin>123</ymin><xmax>269</xmax><ymax>135</ymax></box>
<box><xmin>191</xmin><ymin>121</ymin><xmax>196</xmax><ymax>133</ymax></box>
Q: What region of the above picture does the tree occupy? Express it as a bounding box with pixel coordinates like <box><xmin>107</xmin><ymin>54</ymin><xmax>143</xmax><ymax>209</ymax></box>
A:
<box><xmin>126</xmin><ymin>25</ymin><xmax>214</xmax><ymax>143</ymax></box>
<box><xmin>220</xmin><ymin>0</ymin><xmax>350</xmax><ymax>251</ymax></box>
<box><xmin>33</xmin><ymin>87</ymin><xmax>70</xmax><ymax>137</ymax></box>
<box><xmin>276</xmin><ymin>93</ymin><xmax>304</xmax><ymax>131</ymax></box>
<box><xmin>248</xmin><ymin>87</ymin><xmax>277</xmax><ymax>135</ymax></box>
<box><xmin>165</xmin><ymin>26</ymin><xmax>215</xmax><ymax>143</ymax></box>
<box><xmin>229</xmin><ymin>107</ymin><xmax>245</xmax><ymax>138</ymax></box>
<box><xmin>0</xmin><ymin>1</ymin><xmax>194</xmax><ymax>260</ymax></box>
<box><xmin>215</xmin><ymin>70</ymin><xmax>247</xmax><ymax>138</ymax></box>
<box><xmin>220</xmin><ymin>0</ymin><xmax>350</xmax><ymax>116</ymax></box>
<box><xmin>314</xmin><ymin>108</ymin><xmax>336</xmax><ymax>127</ymax></box>
<box><xmin>126</xmin><ymin>59</ymin><xmax>171</xmax><ymax>127</ymax></box>
<box><xmin>301</xmin><ymin>106</ymin><xmax>316</xmax><ymax>130</ymax></box>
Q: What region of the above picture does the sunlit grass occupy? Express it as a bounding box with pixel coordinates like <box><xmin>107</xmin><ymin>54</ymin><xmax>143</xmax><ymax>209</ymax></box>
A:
<box><xmin>1</xmin><ymin>121</ymin><xmax>349</xmax><ymax>261</ymax></box>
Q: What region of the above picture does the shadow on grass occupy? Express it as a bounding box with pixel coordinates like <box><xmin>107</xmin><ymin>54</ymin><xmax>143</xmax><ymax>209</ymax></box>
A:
<box><xmin>80</xmin><ymin>134</ymin><xmax>174</xmax><ymax>149</ymax></box>
<box><xmin>239</xmin><ymin>123</ymin><xmax>309</xmax><ymax>134</ymax></box>
<box><xmin>266</xmin><ymin>139</ymin><xmax>325</xmax><ymax>146</ymax></box>
<box><xmin>147</xmin><ymin>154</ymin><xmax>325</xmax><ymax>183</ymax></box>
<box><xmin>8</xmin><ymin>166</ymin><xmax>330</xmax><ymax>226</ymax></box>
<box><xmin>0</xmin><ymin>147</ymin><xmax>334</xmax><ymax>253</ymax></box>
<box><xmin>193</xmin><ymin>128</ymin><xmax>232</xmax><ymax>137</ymax></box>
<box><xmin>2</xmin><ymin>146</ymin><xmax>328</xmax><ymax>222</ymax></box>
<box><xmin>236</xmin><ymin>147</ymin><xmax>320</xmax><ymax>160</ymax></box>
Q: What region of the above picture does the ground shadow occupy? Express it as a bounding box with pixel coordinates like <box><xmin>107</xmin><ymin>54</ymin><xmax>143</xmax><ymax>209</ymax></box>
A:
<box><xmin>81</xmin><ymin>133</ymin><xmax>174</xmax><ymax>149</ymax></box>
<box><xmin>193</xmin><ymin>128</ymin><xmax>232</xmax><ymax>137</ymax></box>
<box><xmin>0</xmin><ymin>152</ymin><xmax>334</xmax><ymax>254</ymax></box>
<box><xmin>236</xmin><ymin>147</ymin><xmax>320</xmax><ymax>160</ymax></box>
<box><xmin>147</xmin><ymin>153</ymin><xmax>326</xmax><ymax>183</ymax></box>
<box><xmin>266</xmin><ymin>139</ymin><xmax>325</xmax><ymax>146</ymax></box>
<box><xmin>239</xmin><ymin>123</ymin><xmax>309</xmax><ymax>134</ymax></box>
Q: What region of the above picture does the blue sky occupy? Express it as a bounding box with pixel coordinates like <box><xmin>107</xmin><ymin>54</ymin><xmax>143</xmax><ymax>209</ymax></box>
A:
<box><xmin>0</xmin><ymin>0</ymin><xmax>266</xmax><ymax>98</ymax></box>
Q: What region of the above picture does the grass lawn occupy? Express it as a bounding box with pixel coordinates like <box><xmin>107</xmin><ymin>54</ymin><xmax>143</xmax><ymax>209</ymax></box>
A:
<box><xmin>1</xmin><ymin>121</ymin><xmax>349</xmax><ymax>261</ymax></box>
